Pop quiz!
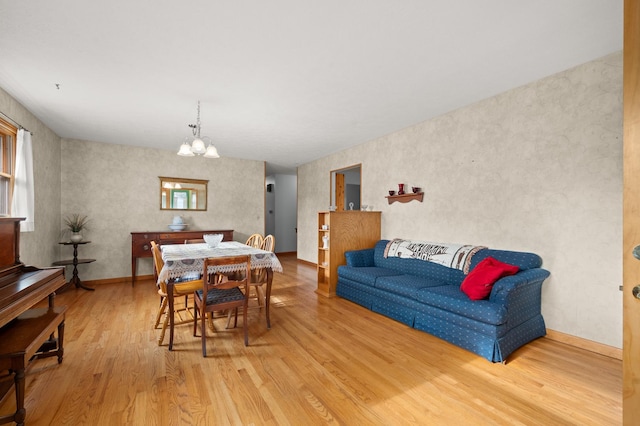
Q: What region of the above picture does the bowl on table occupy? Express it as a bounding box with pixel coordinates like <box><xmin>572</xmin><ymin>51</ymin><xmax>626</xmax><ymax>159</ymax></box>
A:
<box><xmin>203</xmin><ymin>234</ymin><xmax>223</xmax><ymax>247</ymax></box>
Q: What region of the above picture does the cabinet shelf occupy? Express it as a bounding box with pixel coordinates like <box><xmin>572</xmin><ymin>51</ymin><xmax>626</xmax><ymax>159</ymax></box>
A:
<box><xmin>385</xmin><ymin>192</ymin><xmax>424</xmax><ymax>204</ymax></box>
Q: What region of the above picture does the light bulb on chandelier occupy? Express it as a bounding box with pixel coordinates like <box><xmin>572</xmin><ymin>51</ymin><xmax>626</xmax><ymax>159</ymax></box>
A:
<box><xmin>177</xmin><ymin>101</ymin><xmax>220</xmax><ymax>158</ymax></box>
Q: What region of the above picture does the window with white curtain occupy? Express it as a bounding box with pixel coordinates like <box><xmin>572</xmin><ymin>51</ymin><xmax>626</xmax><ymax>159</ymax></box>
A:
<box><xmin>0</xmin><ymin>118</ymin><xmax>17</xmax><ymax>216</ymax></box>
<box><xmin>11</xmin><ymin>129</ymin><xmax>35</xmax><ymax>231</ymax></box>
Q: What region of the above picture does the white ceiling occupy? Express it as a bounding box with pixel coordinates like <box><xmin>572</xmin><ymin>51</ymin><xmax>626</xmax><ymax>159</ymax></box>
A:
<box><xmin>0</xmin><ymin>1</ymin><xmax>622</xmax><ymax>175</ymax></box>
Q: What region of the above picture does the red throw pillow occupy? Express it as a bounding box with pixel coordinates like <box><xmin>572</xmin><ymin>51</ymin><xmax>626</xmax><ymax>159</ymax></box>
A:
<box><xmin>460</xmin><ymin>257</ymin><xmax>519</xmax><ymax>300</ymax></box>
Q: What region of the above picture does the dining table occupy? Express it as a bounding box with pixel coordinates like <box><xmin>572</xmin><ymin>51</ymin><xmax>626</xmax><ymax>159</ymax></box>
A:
<box><xmin>158</xmin><ymin>241</ymin><xmax>283</xmax><ymax>350</ymax></box>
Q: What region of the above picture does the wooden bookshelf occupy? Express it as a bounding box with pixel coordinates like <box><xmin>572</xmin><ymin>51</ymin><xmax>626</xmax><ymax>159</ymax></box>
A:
<box><xmin>317</xmin><ymin>211</ymin><xmax>381</xmax><ymax>297</ymax></box>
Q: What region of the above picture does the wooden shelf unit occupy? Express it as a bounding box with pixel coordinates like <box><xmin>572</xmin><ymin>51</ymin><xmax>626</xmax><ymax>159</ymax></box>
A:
<box><xmin>317</xmin><ymin>211</ymin><xmax>381</xmax><ymax>297</ymax></box>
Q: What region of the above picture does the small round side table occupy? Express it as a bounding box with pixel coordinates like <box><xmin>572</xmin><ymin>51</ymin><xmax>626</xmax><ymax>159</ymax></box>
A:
<box><xmin>52</xmin><ymin>241</ymin><xmax>96</xmax><ymax>291</ymax></box>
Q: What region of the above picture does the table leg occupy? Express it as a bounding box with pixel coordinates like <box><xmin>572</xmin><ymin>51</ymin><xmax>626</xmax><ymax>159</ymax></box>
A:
<box><xmin>70</xmin><ymin>264</ymin><xmax>94</xmax><ymax>291</ymax></box>
<box><xmin>265</xmin><ymin>268</ymin><xmax>273</xmax><ymax>329</ymax></box>
<box><xmin>168</xmin><ymin>281</ymin><xmax>175</xmax><ymax>350</ymax></box>
<box><xmin>131</xmin><ymin>257</ymin><xmax>137</xmax><ymax>286</ymax></box>
<box><xmin>71</xmin><ymin>244</ymin><xmax>94</xmax><ymax>291</ymax></box>
<box><xmin>13</xmin><ymin>369</ymin><xmax>26</xmax><ymax>426</ymax></box>
<box><xmin>57</xmin><ymin>320</ymin><xmax>65</xmax><ymax>364</ymax></box>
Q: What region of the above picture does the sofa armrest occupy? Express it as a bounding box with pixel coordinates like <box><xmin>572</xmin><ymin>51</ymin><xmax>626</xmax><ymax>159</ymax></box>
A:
<box><xmin>490</xmin><ymin>268</ymin><xmax>550</xmax><ymax>302</ymax></box>
<box><xmin>345</xmin><ymin>248</ymin><xmax>375</xmax><ymax>267</ymax></box>
<box><xmin>489</xmin><ymin>268</ymin><xmax>550</xmax><ymax>324</ymax></box>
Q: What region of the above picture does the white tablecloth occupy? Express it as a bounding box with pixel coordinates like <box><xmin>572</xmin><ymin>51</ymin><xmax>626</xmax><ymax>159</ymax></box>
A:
<box><xmin>158</xmin><ymin>241</ymin><xmax>283</xmax><ymax>284</ymax></box>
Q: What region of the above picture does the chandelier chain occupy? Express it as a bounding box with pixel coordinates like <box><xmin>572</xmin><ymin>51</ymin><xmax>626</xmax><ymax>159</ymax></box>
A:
<box><xmin>189</xmin><ymin>101</ymin><xmax>202</xmax><ymax>137</ymax></box>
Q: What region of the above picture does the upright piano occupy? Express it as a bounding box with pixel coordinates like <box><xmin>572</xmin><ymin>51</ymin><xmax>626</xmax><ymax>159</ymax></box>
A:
<box><xmin>0</xmin><ymin>217</ymin><xmax>67</xmax><ymax>425</ymax></box>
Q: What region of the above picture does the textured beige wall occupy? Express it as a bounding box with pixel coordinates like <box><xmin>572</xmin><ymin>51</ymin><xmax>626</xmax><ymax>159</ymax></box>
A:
<box><xmin>298</xmin><ymin>52</ymin><xmax>623</xmax><ymax>348</ymax></box>
<box><xmin>61</xmin><ymin>139</ymin><xmax>265</xmax><ymax>280</ymax></box>
<box><xmin>0</xmin><ymin>87</ymin><xmax>62</xmax><ymax>268</ymax></box>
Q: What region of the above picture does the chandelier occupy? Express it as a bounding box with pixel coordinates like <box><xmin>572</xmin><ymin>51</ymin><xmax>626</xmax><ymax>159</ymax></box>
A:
<box><xmin>177</xmin><ymin>101</ymin><xmax>220</xmax><ymax>158</ymax></box>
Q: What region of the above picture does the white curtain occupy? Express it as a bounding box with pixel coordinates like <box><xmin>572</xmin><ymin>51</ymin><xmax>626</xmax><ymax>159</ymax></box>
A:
<box><xmin>11</xmin><ymin>129</ymin><xmax>35</xmax><ymax>232</ymax></box>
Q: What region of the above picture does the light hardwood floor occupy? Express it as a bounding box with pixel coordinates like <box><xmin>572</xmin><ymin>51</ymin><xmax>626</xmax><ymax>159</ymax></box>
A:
<box><xmin>1</xmin><ymin>254</ymin><xmax>621</xmax><ymax>425</ymax></box>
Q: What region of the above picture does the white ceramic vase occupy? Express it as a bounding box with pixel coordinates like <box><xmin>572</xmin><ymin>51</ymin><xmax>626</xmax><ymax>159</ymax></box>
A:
<box><xmin>70</xmin><ymin>232</ymin><xmax>83</xmax><ymax>243</ymax></box>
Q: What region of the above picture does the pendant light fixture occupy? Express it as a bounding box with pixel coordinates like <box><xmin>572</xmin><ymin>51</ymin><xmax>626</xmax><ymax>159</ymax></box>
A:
<box><xmin>177</xmin><ymin>101</ymin><xmax>220</xmax><ymax>158</ymax></box>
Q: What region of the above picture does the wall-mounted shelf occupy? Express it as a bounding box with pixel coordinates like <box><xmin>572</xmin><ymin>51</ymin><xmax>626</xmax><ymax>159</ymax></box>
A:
<box><xmin>385</xmin><ymin>192</ymin><xmax>424</xmax><ymax>204</ymax></box>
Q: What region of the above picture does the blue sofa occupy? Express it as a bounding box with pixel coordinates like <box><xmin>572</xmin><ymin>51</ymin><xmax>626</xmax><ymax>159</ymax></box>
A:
<box><xmin>336</xmin><ymin>240</ymin><xmax>551</xmax><ymax>362</ymax></box>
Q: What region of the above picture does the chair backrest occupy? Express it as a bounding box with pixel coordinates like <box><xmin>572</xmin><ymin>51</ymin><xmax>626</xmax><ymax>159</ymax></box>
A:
<box><xmin>262</xmin><ymin>234</ymin><xmax>275</xmax><ymax>252</ymax></box>
<box><xmin>245</xmin><ymin>233</ymin><xmax>264</xmax><ymax>248</ymax></box>
<box><xmin>150</xmin><ymin>241</ymin><xmax>165</xmax><ymax>290</ymax></box>
<box><xmin>185</xmin><ymin>238</ymin><xmax>205</xmax><ymax>244</ymax></box>
<box><xmin>203</xmin><ymin>255</ymin><xmax>251</xmax><ymax>292</ymax></box>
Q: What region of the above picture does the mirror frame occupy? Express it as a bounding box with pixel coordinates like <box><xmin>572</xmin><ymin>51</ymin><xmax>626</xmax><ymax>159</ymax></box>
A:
<box><xmin>159</xmin><ymin>176</ymin><xmax>208</xmax><ymax>211</ymax></box>
<box><xmin>330</xmin><ymin>164</ymin><xmax>361</xmax><ymax>211</ymax></box>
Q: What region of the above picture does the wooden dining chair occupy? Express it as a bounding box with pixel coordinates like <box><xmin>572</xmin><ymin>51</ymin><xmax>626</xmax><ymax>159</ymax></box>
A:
<box><xmin>151</xmin><ymin>241</ymin><xmax>203</xmax><ymax>346</ymax></box>
<box><xmin>251</xmin><ymin>234</ymin><xmax>276</xmax><ymax>309</ymax></box>
<box><xmin>262</xmin><ymin>234</ymin><xmax>275</xmax><ymax>252</ymax></box>
<box><xmin>194</xmin><ymin>255</ymin><xmax>251</xmax><ymax>357</ymax></box>
<box><xmin>245</xmin><ymin>233</ymin><xmax>264</xmax><ymax>248</ymax></box>
<box><xmin>184</xmin><ymin>238</ymin><xmax>205</xmax><ymax>244</ymax></box>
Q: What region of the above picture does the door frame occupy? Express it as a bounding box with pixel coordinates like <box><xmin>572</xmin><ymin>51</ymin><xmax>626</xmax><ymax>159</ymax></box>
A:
<box><xmin>623</xmin><ymin>0</ymin><xmax>640</xmax><ymax>424</ymax></box>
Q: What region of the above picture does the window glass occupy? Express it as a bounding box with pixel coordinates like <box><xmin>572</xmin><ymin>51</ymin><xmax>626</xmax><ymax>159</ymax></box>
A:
<box><xmin>0</xmin><ymin>119</ymin><xmax>17</xmax><ymax>216</ymax></box>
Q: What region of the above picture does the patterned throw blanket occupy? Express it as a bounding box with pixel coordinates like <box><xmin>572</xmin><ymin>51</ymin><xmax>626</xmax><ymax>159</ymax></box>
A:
<box><xmin>383</xmin><ymin>239</ymin><xmax>486</xmax><ymax>274</ymax></box>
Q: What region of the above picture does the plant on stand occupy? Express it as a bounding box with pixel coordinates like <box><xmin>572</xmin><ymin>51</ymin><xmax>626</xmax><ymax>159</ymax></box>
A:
<box><xmin>64</xmin><ymin>213</ymin><xmax>89</xmax><ymax>243</ymax></box>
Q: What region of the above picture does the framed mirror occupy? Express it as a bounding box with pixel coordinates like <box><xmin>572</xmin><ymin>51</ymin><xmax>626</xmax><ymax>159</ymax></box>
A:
<box><xmin>330</xmin><ymin>164</ymin><xmax>361</xmax><ymax>211</ymax></box>
<box><xmin>159</xmin><ymin>176</ymin><xmax>208</xmax><ymax>211</ymax></box>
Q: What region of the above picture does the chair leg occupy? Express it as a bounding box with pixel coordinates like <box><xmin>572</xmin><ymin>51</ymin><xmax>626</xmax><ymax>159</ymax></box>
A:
<box><xmin>155</xmin><ymin>297</ymin><xmax>167</xmax><ymax>329</ymax></box>
<box><xmin>201</xmin><ymin>307</ymin><xmax>208</xmax><ymax>357</ymax></box>
<box><xmin>243</xmin><ymin>301</ymin><xmax>248</xmax><ymax>346</ymax></box>
<box><xmin>158</xmin><ymin>312</ymin><xmax>169</xmax><ymax>345</ymax></box>
<box><xmin>208</xmin><ymin>312</ymin><xmax>215</xmax><ymax>331</ymax></box>
<box><xmin>225</xmin><ymin>310</ymin><xmax>233</xmax><ymax>329</ymax></box>
<box><xmin>226</xmin><ymin>309</ymin><xmax>239</xmax><ymax>329</ymax></box>
<box><xmin>193</xmin><ymin>302</ymin><xmax>200</xmax><ymax>336</ymax></box>
<box><xmin>255</xmin><ymin>286</ymin><xmax>265</xmax><ymax>307</ymax></box>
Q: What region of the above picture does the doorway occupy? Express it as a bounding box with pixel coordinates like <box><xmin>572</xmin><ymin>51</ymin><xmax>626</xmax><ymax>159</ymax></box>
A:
<box><xmin>330</xmin><ymin>164</ymin><xmax>361</xmax><ymax>211</ymax></box>
<box><xmin>265</xmin><ymin>174</ymin><xmax>297</xmax><ymax>253</ymax></box>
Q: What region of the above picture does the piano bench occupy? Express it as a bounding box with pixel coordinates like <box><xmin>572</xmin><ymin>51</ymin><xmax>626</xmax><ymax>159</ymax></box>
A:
<box><xmin>0</xmin><ymin>306</ymin><xmax>67</xmax><ymax>426</ymax></box>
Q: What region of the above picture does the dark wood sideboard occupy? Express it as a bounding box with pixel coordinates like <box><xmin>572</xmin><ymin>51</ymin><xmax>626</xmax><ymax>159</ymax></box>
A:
<box><xmin>130</xmin><ymin>230</ymin><xmax>234</xmax><ymax>285</ymax></box>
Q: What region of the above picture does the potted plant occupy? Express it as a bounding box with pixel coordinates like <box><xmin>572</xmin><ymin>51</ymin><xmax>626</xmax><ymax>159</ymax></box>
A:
<box><xmin>64</xmin><ymin>213</ymin><xmax>89</xmax><ymax>242</ymax></box>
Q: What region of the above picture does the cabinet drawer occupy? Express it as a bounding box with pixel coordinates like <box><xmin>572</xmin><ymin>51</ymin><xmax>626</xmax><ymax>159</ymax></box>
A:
<box><xmin>158</xmin><ymin>232</ymin><xmax>203</xmax><ymax>240</ymax></box>
<box><xmin>131</xmin><ymin>233</ymin><xmax>159</xmax><ymax>258</ymax></box>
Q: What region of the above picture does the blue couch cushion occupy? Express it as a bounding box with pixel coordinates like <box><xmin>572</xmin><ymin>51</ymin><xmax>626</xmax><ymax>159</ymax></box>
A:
<box><xmin>345</xmin><ymin>248</ymin><xmax>375</xmax><ymax>267</ymax></box>
<box><xmin>375</xmin><ymin>274</ymin><xmax>449</xmax><ymax>299</ymax></box>
<box><xmin>337</xmin><ymin>265</ymin><xmax>402</xmax><ymax>286</ymax></box>
<box><xmin>415</xmin><ymin>285</ymin><xmax>507</xmax><ymax>325</ymax></box>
